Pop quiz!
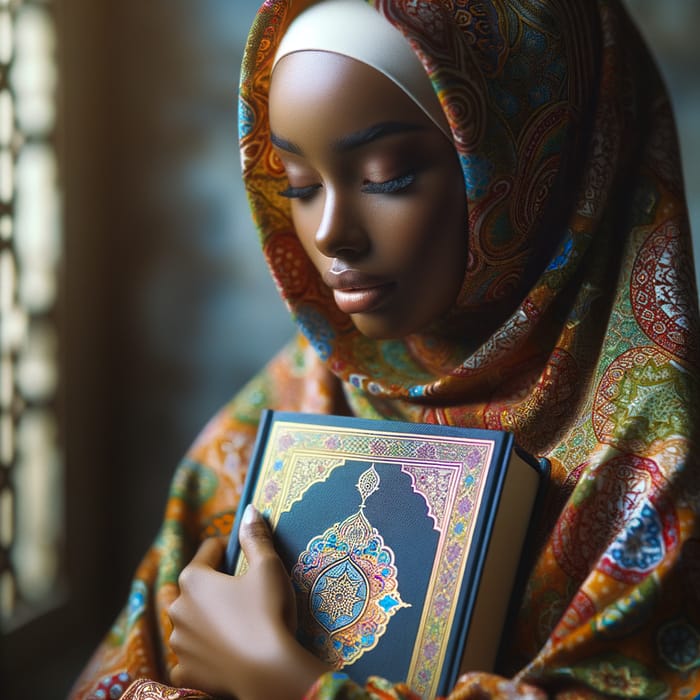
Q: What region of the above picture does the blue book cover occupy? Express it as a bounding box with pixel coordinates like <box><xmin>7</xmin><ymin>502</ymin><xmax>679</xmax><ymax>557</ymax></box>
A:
<box><xmin>225</xmin><ymin>411</ymin><xmax>546</xmax><ymax>699</ymax></box>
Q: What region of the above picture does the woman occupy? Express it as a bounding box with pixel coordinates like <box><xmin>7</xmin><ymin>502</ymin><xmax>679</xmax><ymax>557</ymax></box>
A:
<box><xmin>71</xmin><ymin>1</ymin><xmax>700</xmax><ymax>698</ymax></box>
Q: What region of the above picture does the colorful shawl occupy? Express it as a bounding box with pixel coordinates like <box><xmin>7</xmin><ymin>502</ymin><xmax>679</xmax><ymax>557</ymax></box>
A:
<box><xmin>71</xmin><ymin>1</ymin><xmax>700</xmax><ymax>698</ymax></box>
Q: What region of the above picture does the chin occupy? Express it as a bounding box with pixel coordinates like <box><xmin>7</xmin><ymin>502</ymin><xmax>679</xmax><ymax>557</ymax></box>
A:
<box><xmin>350</xmin><ymin>315</ymin><xmax>416</xmax><ymax>341</ymax></box>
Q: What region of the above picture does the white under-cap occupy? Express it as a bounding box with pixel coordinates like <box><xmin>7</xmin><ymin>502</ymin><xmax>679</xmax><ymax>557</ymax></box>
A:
<box><xmin>272</xmin><ymin>0</ymin><xmax>451</xmax><ymax>138</ymax></box>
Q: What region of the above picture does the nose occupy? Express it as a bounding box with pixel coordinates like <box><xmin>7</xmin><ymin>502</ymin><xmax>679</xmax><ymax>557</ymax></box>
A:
<box><xmin>314</xmin><ymin>188</ymin><xmax>369</xmax><ymax>259</ymax></box>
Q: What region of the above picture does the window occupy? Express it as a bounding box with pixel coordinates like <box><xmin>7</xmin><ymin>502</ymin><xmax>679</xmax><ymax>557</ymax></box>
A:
<box><xmin>0</xmin><ymin>0</ymin><xmax>63</xmax><ymax>632</ymax></box>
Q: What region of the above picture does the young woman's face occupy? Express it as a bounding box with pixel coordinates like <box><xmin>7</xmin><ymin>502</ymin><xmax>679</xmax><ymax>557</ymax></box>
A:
<box><xmin>269</xmin><ymin>51</ymin><xmax>467</xmax><ymax>340</ymax></box>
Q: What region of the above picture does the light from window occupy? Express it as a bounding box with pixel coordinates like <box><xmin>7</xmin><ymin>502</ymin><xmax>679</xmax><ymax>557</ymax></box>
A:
<box><xmin>0</xmin><ymin>0</ymin><xmax>62</xmax><ymax>629</ymax></box>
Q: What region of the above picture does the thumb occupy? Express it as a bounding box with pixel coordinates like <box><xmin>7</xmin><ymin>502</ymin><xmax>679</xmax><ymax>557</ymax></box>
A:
<box><xmin>239</xmin><ymin>504</ymin><xmax>277</xmax><ymax>564</ymax></box>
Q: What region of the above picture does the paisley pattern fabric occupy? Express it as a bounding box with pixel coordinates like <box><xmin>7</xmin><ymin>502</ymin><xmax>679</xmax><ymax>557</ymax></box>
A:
<box><xmin>71</xmin><ymin>1</ymin><xmax>700</xmax><ymax>699</ymax></box>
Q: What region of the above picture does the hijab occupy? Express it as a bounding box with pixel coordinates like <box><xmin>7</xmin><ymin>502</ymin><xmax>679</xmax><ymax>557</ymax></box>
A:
<box><xmin>239</xmin><ymin>0</ymin><xmax>700</xmax><ymax>695</ymax></box>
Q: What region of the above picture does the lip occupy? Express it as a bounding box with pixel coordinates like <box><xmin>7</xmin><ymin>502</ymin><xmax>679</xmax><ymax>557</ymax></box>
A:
<box><xmin>332</xmin><ymin>284</ymin><xmax>395</xmax><ymax>314</ymax></box>
<box><xmin>322</xmin><ymin>266</ymin><xmax>395</xmax><ymax>314</ymax></box>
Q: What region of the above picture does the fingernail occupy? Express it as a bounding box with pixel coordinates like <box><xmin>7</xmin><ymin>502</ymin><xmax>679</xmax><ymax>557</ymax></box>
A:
<box><xmin>242</xmin><ymin>503</ymin><xmax>259</xmax><ymax>525</ymax></box>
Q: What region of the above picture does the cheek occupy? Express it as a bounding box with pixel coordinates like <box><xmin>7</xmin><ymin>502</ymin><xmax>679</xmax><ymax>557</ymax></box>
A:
<box><xmin>396</xmin><ymin>188</ymin><xmax>467</xmax><ymax>320</ymax></box>
<box><xmin>376</xmin><ymin>188</ymin><xmax>466</xmax><ymax>281</ymax></box>
<box><xmin>289</xmin><ymin>204</ymin><xmax>325</xmax><ymax>268</ymax></box>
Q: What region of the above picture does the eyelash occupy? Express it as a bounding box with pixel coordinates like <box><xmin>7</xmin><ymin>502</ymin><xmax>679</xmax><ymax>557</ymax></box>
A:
<box><xmin>361</xmin><ymin>173</ymin><xmax>415</xmax><ymax>194</ymax></box>
<box><xmin>278</xmin><ymin>173</ymin><xmax>416</xmax><ymax>200</ymax></box>
<box><xmin>278</xmin><ymin>184</ymin><xmax>321</xmax><ymax>200</ymax></box>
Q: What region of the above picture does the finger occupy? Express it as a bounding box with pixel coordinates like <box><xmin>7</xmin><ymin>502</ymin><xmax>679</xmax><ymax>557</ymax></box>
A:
<box><xmin>189</xmin><ymin>536</ymin><xmax>226</xmax><ymax>569</ymax></box>
<box><xmin>238</xmin><ymin>504</ymin><xmax>277</xmax><ymax>564</ymax></box>
<box><xmin>170</xmin><ymin>663</ymin><xmax>181</xmax><ymax>687</ymax></box>
<box><xmin>170</xmin><ymin>663</ymin><xmax>186</xmax><ymax>689</ymax></box>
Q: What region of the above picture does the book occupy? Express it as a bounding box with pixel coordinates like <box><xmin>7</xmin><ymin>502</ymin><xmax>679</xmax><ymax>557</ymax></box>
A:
<box><xmin>225</xmin><ymin>411</ymin><xmax>547</xmax><ymax>699</ymax></box>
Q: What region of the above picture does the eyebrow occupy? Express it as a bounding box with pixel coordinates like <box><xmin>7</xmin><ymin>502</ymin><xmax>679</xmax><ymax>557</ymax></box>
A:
<box><xmin>270</xmin><ymin>121</ymin><xmax>425</xmax><ymax>156</ymax></box>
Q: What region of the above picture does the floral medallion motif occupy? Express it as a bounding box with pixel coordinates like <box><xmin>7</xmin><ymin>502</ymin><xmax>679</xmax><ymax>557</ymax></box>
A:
<box><xmin>657</xmin><ymin>618</ymin><xmax>700</xmax><ymax>672</ymax></box>
<box><xmin>631</xmin><ymin>221</ymin><xmax>699</xmax><ymax>363</ymax></box>
<box><xmin>291</xmin><ymin>466</ymin><xmax>410</xmax><ymax>667</ymax></box>
<box><xmin>592</xmin><ymin>346</ymin><xmax>689</xmax><ymax>454</ymax></box>
<box><xmin>552</xmin><ymin>453</ymin><xmax>678</xmax><ymax>584</ymax></box>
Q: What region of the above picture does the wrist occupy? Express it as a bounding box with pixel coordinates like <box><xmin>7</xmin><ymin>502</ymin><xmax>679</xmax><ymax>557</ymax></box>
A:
<box><xmin>275</xmin><ymin>632</ymin><xmax>331</xmax><ymax>700</ymax></box>
<box><xmin>238</xmin><ymin>624</ymin><xmax>330</xmax><ymax>700</ymax></box>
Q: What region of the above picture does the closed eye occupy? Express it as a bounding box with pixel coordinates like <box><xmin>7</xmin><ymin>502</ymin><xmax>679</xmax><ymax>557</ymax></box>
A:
<box><xmin>278</xmin><ymin>184</ymin><xmax>321</xmax><ymax>200</ymax></box>
<box><xmin>361</xmin><ymin>173</ymin><xmax>415</xmax><ymax>195</ymax></box>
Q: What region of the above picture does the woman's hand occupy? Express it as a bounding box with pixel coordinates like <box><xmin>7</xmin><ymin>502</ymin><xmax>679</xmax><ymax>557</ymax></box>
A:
<box><xmin>168</xmin><ymin>505</ymin><xmax>330</xmax><ymax>700</ymax></box>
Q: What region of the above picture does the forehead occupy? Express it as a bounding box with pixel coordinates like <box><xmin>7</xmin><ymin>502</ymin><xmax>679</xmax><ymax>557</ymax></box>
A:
<box><xmin>268</xmin><ymin>51</ymin><xmax>435</xmax><ymax>140</ymax></box>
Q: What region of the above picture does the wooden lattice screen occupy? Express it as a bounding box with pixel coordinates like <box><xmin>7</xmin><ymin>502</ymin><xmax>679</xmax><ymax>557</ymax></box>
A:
<box><xmin>0</xmin><ymin>0</ymin><xmax>63</xmax><ymax>630</ymax></box>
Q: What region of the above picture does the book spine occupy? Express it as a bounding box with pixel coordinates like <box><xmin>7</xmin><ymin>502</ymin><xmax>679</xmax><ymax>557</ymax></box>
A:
<box><xmin>223</xmin><ymin>408</ymin><xmax>275</xmax><ymax>574</ymax></box>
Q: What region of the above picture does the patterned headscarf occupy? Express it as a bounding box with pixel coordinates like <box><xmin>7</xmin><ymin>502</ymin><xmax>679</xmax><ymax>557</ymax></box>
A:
<box><xmin>239</xmin><ymin>0</ymin><xmax>700</xmax><ymax>695</ymax></box>
<box><xmin>71</xmin><ymin>2</ymin><xmax>700</xmax><ymax>699</ymax></box>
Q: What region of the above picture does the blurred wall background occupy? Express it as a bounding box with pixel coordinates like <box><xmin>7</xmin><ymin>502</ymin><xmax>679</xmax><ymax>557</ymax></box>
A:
<box><xmin>3</xmin><ymin>1</ymin><xmax>698</xmax><ymax>697</ymax></box>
